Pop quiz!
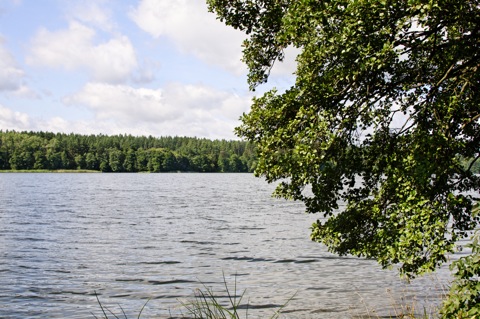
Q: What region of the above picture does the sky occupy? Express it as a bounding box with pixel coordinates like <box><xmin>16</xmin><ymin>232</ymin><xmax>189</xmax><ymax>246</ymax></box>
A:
<box><xmin>0</xmin><ymin>0</ymin><xmax>296</xmax><ymax>140</ymax></box>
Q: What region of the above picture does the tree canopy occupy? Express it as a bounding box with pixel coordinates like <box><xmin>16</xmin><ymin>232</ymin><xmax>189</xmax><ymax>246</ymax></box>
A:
<box><xmin>207</xmin><ymin>0</ymin><xmax>480</xmax><ymax>282</ymax></box>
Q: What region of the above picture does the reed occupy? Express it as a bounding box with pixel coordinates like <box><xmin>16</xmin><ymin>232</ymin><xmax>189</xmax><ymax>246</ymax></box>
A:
<box><xmin>92</xmin><ymin>291</ymin><xmax>150</xmax><ymax>319</ymax></box>
<box><xmin>353</xmin><ymin>278</ymin><xmax>446</xmax><ymax>319</ymax></box>
<box><xmin>179</xmin><ymin>274</ymin><xmax>294</xmax><ymax>319</ymax></box>
<box><xmin>92</xmin><ymin>274</ymin><xmax>294</xmax><ymax>319</ymax></box>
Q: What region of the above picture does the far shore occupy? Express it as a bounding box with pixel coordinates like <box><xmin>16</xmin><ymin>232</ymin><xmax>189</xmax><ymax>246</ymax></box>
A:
<box><xmin>0</xmin><ymin>169</ymin><xmax>100</xmax><ymax>173</ymax></box>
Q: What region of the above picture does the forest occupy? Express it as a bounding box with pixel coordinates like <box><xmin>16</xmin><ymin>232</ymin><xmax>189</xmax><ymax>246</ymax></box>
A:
<box><xmin>0</xmin><ymin>130</ymin><xmax>256</xmax><ymax>173</ymax></box>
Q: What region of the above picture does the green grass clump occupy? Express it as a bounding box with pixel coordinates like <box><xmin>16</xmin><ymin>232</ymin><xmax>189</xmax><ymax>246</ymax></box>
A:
<box><xmin>180</xmin><ymin>280</ymin><xmax>249</xmax><ymax>319</ymax></box>
<box><xmin>179</xmin><ymin>274</ymin><xmax>293</xmax><ymax>319</ymax></box>
<box><xmin>92</xmin><ymin>274</ymin><xmax>293</xmax><ymax>319</ymax></box>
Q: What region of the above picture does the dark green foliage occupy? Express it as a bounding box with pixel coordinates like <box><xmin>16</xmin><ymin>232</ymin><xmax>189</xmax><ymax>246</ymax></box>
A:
<box><xmin>208</xmin><ymin>0</ymin><xmax>480</xmax><ymax>279</ymax></box>
<box><xmin>441</xmin><ymin>227</ymin><xmax>480</xmax><ymax>318</ymax></box>
<box><xmin>0</xmin><ymin>130</ymin><xmax>256</xmax><ymax>173</ymax></box>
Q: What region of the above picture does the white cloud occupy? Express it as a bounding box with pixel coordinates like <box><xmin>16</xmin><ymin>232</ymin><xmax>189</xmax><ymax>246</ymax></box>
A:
<box><xmin>0</xmin><ymin>37</ymin><xmax>39</xmax><ymax>98</ymax></box>
<box><xmin>130</xmin><ymin>0</ymin><xmax>246</xmax><ymax>75</ymax></box>
<box><xmin>64</xmin><ymin>82</ymin><xmax>174</xmax><ymax>123</ymax></box>
<box><xmin>132</xmin><ymin>58</ymin><xmax>159</xmax><ymax>84</ymax></box>
<box><xmin>12</xmin><ymin>85</ymin><xmax>40</xmax><ymax>99</ymax></box>
<box><xmin>27</xmin><ymin>21</ymin><xmax>138</xmax><ymax>83</ymax></box>
<box><xmin>65</xmin><ymin>0</ymin><xmax>115</xmax><ymax>31</ymax></box>
<box><xmin>63</xmin><ymin>82</ymin><xmax>251</xmax><ymax>139</ymax></box>
<box><xmin>0</xmin><ymin>105</ymin><xmax>30</xmax><ymax>130</ymax></box>
<box><xmin>0</xmin><ymin>37</ymin><xmax>25</xmax><ymax>92</ymax></box>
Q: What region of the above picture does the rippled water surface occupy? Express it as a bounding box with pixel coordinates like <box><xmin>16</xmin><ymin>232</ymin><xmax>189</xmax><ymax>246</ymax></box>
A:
<box><xmin>0</xmin><ymin>173</ymin><xmax>448</xmax><ymax>318</ymax></box>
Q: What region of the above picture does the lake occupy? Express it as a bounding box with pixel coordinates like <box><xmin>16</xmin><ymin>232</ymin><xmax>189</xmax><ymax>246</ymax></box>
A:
<box><xmin>0</xmin><ymin>173</ymin><xmax>449</xmax><ymax>318</ymax></box>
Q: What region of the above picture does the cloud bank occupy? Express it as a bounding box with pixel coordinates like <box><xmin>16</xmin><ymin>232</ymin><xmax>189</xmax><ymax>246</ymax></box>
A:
<box><xmin>27</xmin><ymin>21</ymin><xmax>138</xmax><ymax>83</ymax></box>
<box><xmin>130</xmin><ymin>0</ymin><xmax>247</xmax><ymax>75</ymax></box>
<box><xmin>63</xmin><ymin>82</ymin><xmax>251</xmax><ymax>139</ymax></box>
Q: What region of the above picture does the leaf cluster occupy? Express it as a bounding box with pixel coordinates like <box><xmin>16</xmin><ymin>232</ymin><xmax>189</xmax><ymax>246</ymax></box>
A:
<box><xmin>208</xmin><ymin>0</ymin><xmax>480</xmax><ymax>279</ymax></box>
<box><xmin>440</xmin><ymin>228</ymin><xmax>480</xmax><ymax>318</ymax></box>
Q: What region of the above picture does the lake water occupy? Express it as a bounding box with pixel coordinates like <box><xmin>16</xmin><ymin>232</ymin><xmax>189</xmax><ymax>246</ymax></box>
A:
<box><xmin>0</xmin><ymin>173</ymin><xmax>450</xmax><ymax>318</ymax></box>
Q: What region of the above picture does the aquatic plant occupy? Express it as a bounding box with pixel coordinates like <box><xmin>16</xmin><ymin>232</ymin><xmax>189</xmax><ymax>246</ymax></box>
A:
<box><xmin>179</xmin><ymin>274</ymin><xmax>294</xmax><ymax>319</ymax></box>
<box><xmin>92</xmin><ymin>291</ymin><xmax>150</xmax><ymax>319</ymax></box>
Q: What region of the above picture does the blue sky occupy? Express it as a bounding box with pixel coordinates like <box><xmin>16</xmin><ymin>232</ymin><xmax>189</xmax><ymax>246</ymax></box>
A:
<box><xmin>0</xmin><ymin>0</ymin><xmax>296</xmax><ymax>140</ymax></box>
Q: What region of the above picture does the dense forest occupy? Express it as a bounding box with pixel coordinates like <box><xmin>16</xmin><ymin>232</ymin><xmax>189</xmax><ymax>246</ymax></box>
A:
<box><xmin>0</xmin><ymin>130</ymin><xmax>256</xmax><ymax>173</ymax></box>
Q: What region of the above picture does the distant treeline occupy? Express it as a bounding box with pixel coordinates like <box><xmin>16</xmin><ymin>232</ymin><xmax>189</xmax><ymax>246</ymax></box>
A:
<box><xmin>0</xmin><ymin>130</ymin><xmax>257</xmax><ymax>173</ymax></box>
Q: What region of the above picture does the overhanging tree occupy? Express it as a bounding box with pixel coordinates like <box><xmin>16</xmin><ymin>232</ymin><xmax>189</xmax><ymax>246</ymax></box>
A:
<box><xmin>207</xmin><ymin>0</ymin><xmax>480</xmax><ymax>281</ymax></box>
